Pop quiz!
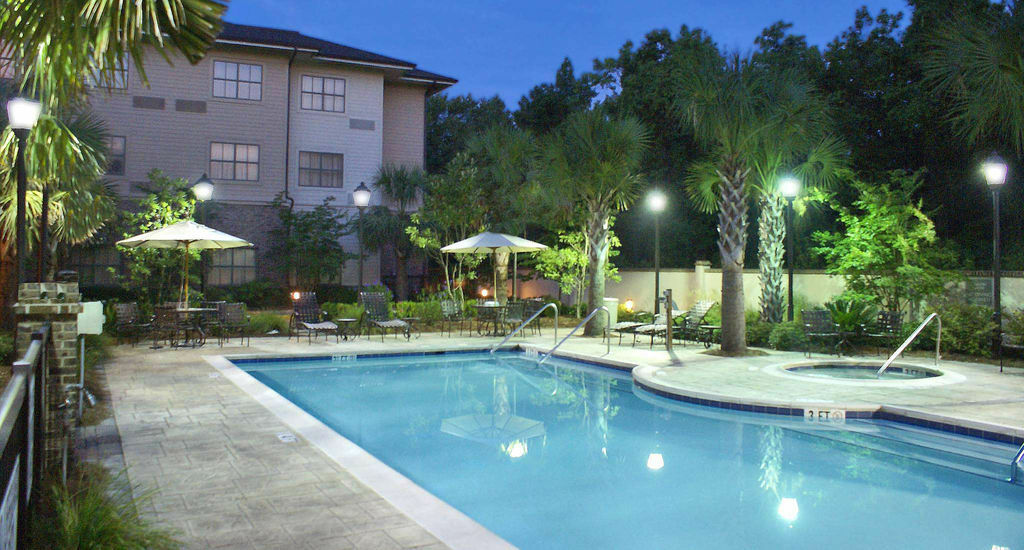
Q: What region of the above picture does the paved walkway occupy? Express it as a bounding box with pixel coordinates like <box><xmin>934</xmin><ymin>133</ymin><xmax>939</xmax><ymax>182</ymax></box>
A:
<box><xmin>99</xmin><ymin>332</ymin><xmax>1024</xmax><ymax>549</ymax></box>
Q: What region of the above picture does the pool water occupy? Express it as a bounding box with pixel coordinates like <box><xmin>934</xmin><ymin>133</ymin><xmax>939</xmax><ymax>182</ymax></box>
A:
<box><xmin>239</xmin><ymin>352</ymin><xmax>1024</xmax><ymax>549</ymax></box>
<box><xmin>786</xmin><ymin>363</ymin><xmax>939</xmax><ymax>380</ymax></box>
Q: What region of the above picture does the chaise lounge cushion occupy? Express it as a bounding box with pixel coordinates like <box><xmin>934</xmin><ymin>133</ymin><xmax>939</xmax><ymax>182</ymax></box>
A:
<box><xmin>302</xmin><ymin>321</ymin><xmax>338</xmax><ymax>332</ymax></box>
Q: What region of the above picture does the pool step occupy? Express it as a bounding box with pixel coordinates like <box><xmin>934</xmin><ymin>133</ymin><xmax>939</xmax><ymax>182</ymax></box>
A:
<box><xmin>793</xmin><ymin>419</ymin><xmax>1018</xmax><ymax>482</ymax></box>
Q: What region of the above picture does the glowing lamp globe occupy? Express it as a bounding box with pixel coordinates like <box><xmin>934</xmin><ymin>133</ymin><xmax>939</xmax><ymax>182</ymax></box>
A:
<box><xmin>646</xmin><ymin>452</ymin><xmax>664</xmax><ymax>470</ymax></box>
<box><xmin>6</xmin><ymin>98</ymin><xmax>41</xmax><ymax>130</ymax></box>
<box><xmin>982</xmin><ymin>152</ymin><xmax>1008</xmax><ymax>188</ymax></box>
<box><xmin>647</xmin><ymin>190</ymin><xmax>667</xmax><ymax>213</ymax></box>
<box><xmin>779</xmin><ymin>176</ymin><xmax>800</xmax><ymax>199</ymax></box>
<box><xmin>352</xmin><ymin>182</ymin><xmax>372</xmax><ymax>207</ymax></box>
<box><xmin>778</xmin><ymin>497</ymin><xmax>799</xmax><ymax>522</ymax></box>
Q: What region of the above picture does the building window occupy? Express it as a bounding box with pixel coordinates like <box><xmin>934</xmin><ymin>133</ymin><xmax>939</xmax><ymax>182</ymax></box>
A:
<box><xmin>208</xmin><ymin>248</ymin><xmax>256</xmax><ymax>286</ymax></box>
<box><xmin>300</xmin><ymin>75</ymin><xmax>345</xmax><ymax>112</ymax></box>
<box><xmin>67</xmin><ymin>247</ymin><xmax>119</xmax><ymax>286</ymax></box>
<box><xmin>213</xmin><ymin>61</ymin><xmax>262</xmax><ymax>100</ymax></box>
<box><xmin>210</xmin><ymin>142</ymin><xmax>259</xmax><ymax>182</ymax></box>
<box><xmin>105</xmin><ymin>136</ymin><xmax>126</xmax><ymax>175</ymax></box>
<box><xmin>298</xmin><ymin>151</ymin><xmax>344</xmax><ymax>188</ymax></box>
<box><xmin>86</xmin><ymin>61</ymin><xmax>128</xmax><ymax>89</ymax></box>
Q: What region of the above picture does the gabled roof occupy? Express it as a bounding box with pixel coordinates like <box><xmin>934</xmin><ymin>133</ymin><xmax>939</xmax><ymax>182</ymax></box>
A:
<box><xmin>216</xmin><ymin>22</ymin><xmax>456</xmax><ymax>85</ymax></box>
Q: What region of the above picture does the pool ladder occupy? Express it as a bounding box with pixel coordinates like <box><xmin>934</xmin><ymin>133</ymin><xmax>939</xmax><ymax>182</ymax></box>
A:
<box><xmin>876</xmin><ymin>313</ymin><xmax>941</xmax><ymax>378</ymax></box>
<box><xmin>1011</xmin><ymin>443</ymin><xmax>1024</xmax><ymax>484</ymax></box>
<box><xmin>538</xmin><ymin>306</ymin><xmax>610</xmax><ymax>365</ymax></box>
<box><xmin>490</xmin><ymin>303</ymin><xmax>558</xmax><ymax>354</ymax></box>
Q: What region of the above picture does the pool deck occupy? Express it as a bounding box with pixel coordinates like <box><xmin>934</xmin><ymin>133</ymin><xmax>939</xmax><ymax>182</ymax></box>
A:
<box><xmin>93</xmin><ymin>332</ymin><xmax>1024</xmax><ymax>549</ymax></box>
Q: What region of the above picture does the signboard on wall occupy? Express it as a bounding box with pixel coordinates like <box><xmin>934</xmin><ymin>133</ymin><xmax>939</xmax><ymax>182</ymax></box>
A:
<box><xmin>966</xmin><ymin>279</ymin><xmax>994</xmax><ymax>307</ymax></box>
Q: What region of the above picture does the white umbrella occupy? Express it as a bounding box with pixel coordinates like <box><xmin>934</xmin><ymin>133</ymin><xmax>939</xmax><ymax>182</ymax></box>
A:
<box><xmin>441</xmin><ymin>232</ymin><xmax>547</xmax><ymax>299</ymax></box>
<box><xmin>117</xmin><ymin>220</ymin><xmax>253</xmax><ymax>305</ymax></box>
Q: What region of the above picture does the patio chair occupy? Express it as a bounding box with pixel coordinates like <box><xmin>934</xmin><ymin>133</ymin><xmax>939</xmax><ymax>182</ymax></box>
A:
<box><xmin>200</xmin><ymin>302</ymin><xmax>224</xmax><ymax>346</ymax></box>
<box><xmin>634</xmin><ymin>311</ymin><xmax>676</xmax><ymax>349</ymax></box>
<box><xmin>523</xmin><ymin>299</ymin><xmax>546</xmax><ymax>336</ymax></box>
<box><xmin>504</xmin><ymin>301</ymin><xmax>527</xmax><ymax>336</ymax></box>
<box><xmin>865</xmin><ymin>310</ymin><xmax>903</xmax><ymax>356</ymax></box>
<box><xmin>673</xmin><ymin>300</ymin><xmax>718</xmax><ymax>346</ymax></box>
<box><xmin>359</xmin><ymin>292</ymin><xmax>410</xmax><ymax>341</ymax></box>
<box><xmin>440</xmin><ymin>299</ymin><xmax>466</xmax><ymax>337</ymax></box>
<box><xmin>150</xmin><ymin>306</ymin><xmax>187</xmax><ymax>348</ymax></box>
<box><xmin>219</xmin><ymin>302</ymin><xmax>251</xmax><ymax>347</ymax></box>
<box><xmin>802</xmin><ymin>309</ymin><xmax>840</xmax><ymax>357</ymax></box>
<box><xmin>114</xmin><ymin>302</ymin><xmax>150</xmax><ymax>347</ymax></box>
<box><xmin>289</xmin><ymin>292</ymin><xmax>338</xmax><ymax>344</ymax></box>
<box><xmin>608</xmin><ymin>315</ymin><xmax>647</xmax><ymax>346</ymax></box>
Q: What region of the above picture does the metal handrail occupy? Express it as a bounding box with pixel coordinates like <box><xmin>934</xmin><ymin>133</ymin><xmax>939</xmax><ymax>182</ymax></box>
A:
<box><xmin>538</xmin><ymin>306</ymin><xmax>610</xmax><ymax>365</ymax></box>
<box><xmin>490</xmin><ymin>302</ymin><xmax>558</xmax><ymax>353</ymax></box>
<box><xmin>1011</xmin><ymin>441</ymin><xmax>1024</xmax><ymax>483</ymax></box>
<box><xmin>877</xmin><ymin>313</ymin><xmax>941</xmax><ymax>377</ymax></box>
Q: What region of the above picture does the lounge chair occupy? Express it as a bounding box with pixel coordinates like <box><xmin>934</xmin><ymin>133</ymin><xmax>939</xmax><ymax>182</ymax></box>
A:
<box><xmin>802</xmin><ymin>309</ymin><xmax>840</xmax><ymax>357</ymax></box>
<box><xmin>634</xmin><ymin>310</ymin><xmax>686</xmax><ymax>349</ymax></box>
<box><xmin>289</xmin><ymin>292</ymin><xmax>338</xmax><ymax>344</ymax></box>
<box><xmin>608</xmin><ymin>313</ymin><xmax>649</xmax><ymax>346</ymax></box>
<box><xmin>673</xmin><ymin>300</ymin><xmax>717</xmax><ymax>346</ymax></box>
<box><xmin>359</xmin><ymin>292</ymin><xmax>410</xmax><ymax>341</ymax></box>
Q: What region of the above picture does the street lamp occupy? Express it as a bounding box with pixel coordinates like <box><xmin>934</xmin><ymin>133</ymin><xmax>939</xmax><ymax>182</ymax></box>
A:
<box><xmin>352</xmin><ymin>181</ymin><xmax>372</xmax><ymax>292</ymax></box>
<box><xmin>779</xmin><ymin>176</ymin><xmax>800</xmax><ymax>322</ymax></box>
<box><xmin>647</xmin><ymin>189</ymin><xmax>667</xmax><ymax>314</ymax></box>
<box><xmin>192</xmin><ymin>174</ymin><xmax>214</xmax><ymax>294</ymax></box>
<box><xmin>7</xmin><ymin>98</ymin><xmax>41</xmax><ymax>283</ymax></box>
<box><xmin>982</xmin><ymin>152</ymin><xmax>1008</xmax><ymax>359</ymax></box>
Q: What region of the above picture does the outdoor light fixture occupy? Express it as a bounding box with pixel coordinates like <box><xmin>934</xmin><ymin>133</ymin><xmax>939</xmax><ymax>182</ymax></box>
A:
<box><xmin>624</xmin><ymin>299</ymin><xmax>634</xmax><ymax>312</ymax></box>
<box><xmin>6</xmin><ymin>97</ymin><xmax>41</xmax><ymax>130</ymax></box>
<box><xmin>7</xmin><ymin>97</ymin><xmax>41</xmax><ymax>284</ymax></box>
<box><xmin>779</xmin><ymin>175</ymin><xmax>800</xmax><ymax>199</ymax></box>
<box><xmin>646</xmin><ymin>452</ymin><xmax>664</xmax><ymax>471</ymax></box>
<box><xmin>780</xmin><ymin>176</ymin><xmax>800</xmax><ymax>321</ymax></box>
<box><xmin>983</xmin><ymin>152</ymin><xmax>1009</xmax><ymax>364</ymax></box>
<box><xmin>352</xmin><ymin>182</ymin><xmax>372</xmax><ymax>292</ymax></box>
<box><xmin>778</xmin><ymin>498</ymin><xmax>799</xmax><ymax>523</ymax></box>
<box><xmin>647</xmin><ymin>189</ymin><xmax>667</xmax><ymax>314</ymax></box>
<box><xmin>291</xmin><ymin>291</ymin><xmax>301</xmax><ymax>301</ymax></box>
<box><xmin>982</xmin><ymin>152</ymin><xmax>1008</xmax><ymax>187</ymax></box>
<box><xmin>504</xmin><ymin>440</ymin><xmax>527</xmax><ymax>459</ymax></box>
<box><xmin>192</xmin><ymin>174</ymin><xmax>214</xmax><ymax>202</ymax></box>
<box><xmin>480</xmin><ymin>288</ymin><xmax>489</xmax><ymax>298</ymax></box>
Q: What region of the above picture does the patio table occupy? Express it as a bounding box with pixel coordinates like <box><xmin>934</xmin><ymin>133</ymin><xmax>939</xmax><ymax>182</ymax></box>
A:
<box><xmin>699</xmin><ymin>324</ymin><xmax>721</xmax><ymax>349</ymax></box>
<box><xmin>334</xmin><ymin>318</ymin><xmax>360</xmax><ymax>341</ymax></box>
<box><xmin>473</xmin><ymin>304</ymin><xmax>507</xmax><ymax>337</ymax></box>
<box><xmin>176</xmin><ymin>307</ymin><xmax>217</xmax><ymax>347</ymax></box>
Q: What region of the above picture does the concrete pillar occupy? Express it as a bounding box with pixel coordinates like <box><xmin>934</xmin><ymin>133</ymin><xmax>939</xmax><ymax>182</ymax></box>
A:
<box><xmin>695</xmin><ymin>260</ymin><xmax>711</xmax><ymax>302</ymax></box>
<box><xmin>14</xmin><ymin>282</ymin><xmax>81</xmax><ymax>470</ymax></box>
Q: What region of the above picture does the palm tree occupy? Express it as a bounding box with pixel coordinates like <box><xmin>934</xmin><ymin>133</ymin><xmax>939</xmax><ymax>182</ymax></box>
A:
<box><xmin>467</xmin><ymin>125</ymin><xmax>537</xmax><ymax>303</ymax></box>
<box><xmin>676</xmin><ymin>54</ymin><xmax>833</xmax><ymax>352</ymax></box>
<box><xmin>538</xmin><ymin>110</ymin><xmax>649</xmax><ymax>336</ymax></box>
<box><xmin>365</xmin><ymin>164</ymin><xmax>424</xmax><ymax>300</ymax></box>
<box><xmin>922</xmin><ymin>4</ymin><xmax>1024</xmax><ymax>155</ymax></box>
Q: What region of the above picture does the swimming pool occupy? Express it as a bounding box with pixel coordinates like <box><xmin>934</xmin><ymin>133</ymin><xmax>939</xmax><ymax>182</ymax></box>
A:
<box><xmin>236</xmin><ymin>351</ymin><xmax>1024</xmax><ymax>549</ymax></box>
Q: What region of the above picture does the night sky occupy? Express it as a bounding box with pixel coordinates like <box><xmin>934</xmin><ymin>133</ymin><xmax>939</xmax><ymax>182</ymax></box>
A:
<box><xmin>226</xmin><ymin>0</ymin><xmax>909</xmax><ymax>105</ymax></box>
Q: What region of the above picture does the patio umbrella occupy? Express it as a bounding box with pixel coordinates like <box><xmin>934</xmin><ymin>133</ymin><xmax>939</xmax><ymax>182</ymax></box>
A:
<box><xmin>117</xmin><ymin>220</ymin><xmax>253</xmax><ymax>305</ymax></box>
<box><xmin>440</xmin><ymin>232</ymin><xmax>547</xmax><ymax>299</ymax></box>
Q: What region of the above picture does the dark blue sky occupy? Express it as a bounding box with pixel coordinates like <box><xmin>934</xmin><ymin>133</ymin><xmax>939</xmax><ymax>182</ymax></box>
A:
<box><xmin>227</xmin><ymin>0</ymin><xmax>909</xmax><ymax>107</ymax></box>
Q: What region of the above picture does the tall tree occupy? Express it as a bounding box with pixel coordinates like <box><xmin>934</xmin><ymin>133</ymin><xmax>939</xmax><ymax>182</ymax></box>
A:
<box><xmin>676</xmin><ymin>53</ymin><xmax>830</xmax><ymax>353</ymax></box>
<box><xmin>515</xmin><ymin>58</ymin><xmax>598</xmax><ymax>134</ymax></box>
<box><xmin>425</xmin><ymin>93</ymin><xmax>512</xmax><ymax>173</ymax></box>
<box><xmin>467</xmin><ymin>126</ymin><xmax>536</xmax><ymax>303</ymax></box>
<box><xmin>538</xmin><ymin>110</ymin><xmax>649</xmax><ymax>336</ymax></box>
<box><xmin>363</xmin><ymin>165</ymin><xmax>425</xmax><ymax>300</ymax></box>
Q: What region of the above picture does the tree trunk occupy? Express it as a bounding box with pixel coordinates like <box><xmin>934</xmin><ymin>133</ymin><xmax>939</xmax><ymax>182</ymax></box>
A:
<box><xmin>717</xmin><ymin>162</ymin><xmax>749</xmax><ymax>353</ymax></box>
<box><xmin>494</xmin><ymin>252</ymin><xmax>509</xmax><ymax>304</ymax></box>
<box><xmin>395</xmin><ymin>249</ymin><xmax>409</xmax><ymax>300</ymax></box>
<box><xmin>585</xmin><ymin>212</ymin><xmax>609</xmax><ymax>337</ymax></box>
<box><xmin>758</xmin><ymin>193</ymin><xmax>786</xmax><ymax>323</ymax></box>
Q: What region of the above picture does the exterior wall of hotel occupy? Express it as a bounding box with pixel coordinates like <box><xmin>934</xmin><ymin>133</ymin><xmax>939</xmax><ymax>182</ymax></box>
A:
<box><xmin>83</xmin><ymin>46</ymin><xmax>433</xmax><ymax>290</ymax></box>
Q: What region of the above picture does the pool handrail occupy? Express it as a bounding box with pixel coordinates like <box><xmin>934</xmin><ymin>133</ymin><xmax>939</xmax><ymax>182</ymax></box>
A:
<box><xmin>877</xmin><ymin>313</ymin><xmax>941</xmax><ymax>378</ymax></box>
<box><xmin>538</xmin><ymin>306</ymin><xmax>610</xmax><ymax>365</ymax></box>
<box><xmin>490</xmin><ymin>302</ymin><xmax>558</xmax><ymax>354</ymax></box>
<box><xmin>1011</xmin><ymin>442</ymin><xmax>1024</xmax><ymax>484</ymax></box>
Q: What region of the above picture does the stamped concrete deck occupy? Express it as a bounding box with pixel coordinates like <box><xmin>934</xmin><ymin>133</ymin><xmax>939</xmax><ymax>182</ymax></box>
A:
<box><xmin>98</xmin><ymin>332</ymin><xmax>1024</xmax><ymax>549</ymax></box>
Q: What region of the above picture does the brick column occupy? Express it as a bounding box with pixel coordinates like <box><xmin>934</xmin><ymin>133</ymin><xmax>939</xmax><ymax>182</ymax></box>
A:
<box><xmin>13</xmin><ymin>282</ymin><xmax>81</xmax><ymax>470</ymax></box>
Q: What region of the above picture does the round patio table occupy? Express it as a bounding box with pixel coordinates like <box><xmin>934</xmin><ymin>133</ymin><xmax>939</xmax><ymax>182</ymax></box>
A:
<box><xmin>473</xmin><ymin>304</ymin><xmax>507</xmax><ymax>337</ymax></box>
<box><xmin>334</xmin><ymin>318</ymin><xmax>360</xmax><ymax>341</ymax></box>
<box><xmin>176</xmin><ymin>307</ymin><xmax>218</xmax><ymax>347</ymax></box>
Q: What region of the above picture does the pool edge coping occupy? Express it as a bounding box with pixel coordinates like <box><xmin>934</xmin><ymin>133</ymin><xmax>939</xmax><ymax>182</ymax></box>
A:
<box><xmin>203</xmin><ymin>354</ymin><xmax>515</xmax><ymax>550</ymax></box>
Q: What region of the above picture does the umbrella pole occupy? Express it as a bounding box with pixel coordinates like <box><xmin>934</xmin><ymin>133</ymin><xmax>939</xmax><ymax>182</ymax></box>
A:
<box><xmin>513</xmin><ymin>252</ymin><xmax>518</xmax><ymax>300</ymax></box>
<box><xmin>183</xmin><ymin>242</ymin><xmax>191</xmax><ymax>306</ymax></box>
<box><xmin>492</xmin><ymin>251</ymin><xmax>497</xmax><ymax>303</ymax></box>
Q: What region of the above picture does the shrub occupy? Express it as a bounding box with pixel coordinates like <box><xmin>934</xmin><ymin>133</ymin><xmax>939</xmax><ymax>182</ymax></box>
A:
<box><xmin>33</xmin><ymin>465</ymin><xmax>180</xmax><ymax>550</ymax></box>
<box><xmin>825</xmin><ymin>297</ymin><xmax>878</xmax><ymax>333</ymax></box>
<box><xmin>0</xmin><ymin>332</ymin><xmax>13</xmax><ymax>363</ymax></box>
<box><xmin>248</xmin><ymin>312</ymin><xmax>290</xmax><ymax>336</ymax></box>
<box><xmin>769</xmin><ymin>321</ymin><xmax>808</xmax><ymax>351</ymax></box>
<box><xmin>323</xmin><ymin>302</ymin><xmax>364</xmax><ymax>321</ymax></box>
<box><xmin>1006</xmin><ymin>308</ymin><xmax>1024</xmax><ymax>336</ymax></box>
<box><xmin>315</xmin><ymin>284</ymin><xmax>359</xmax><ymax>304</ymax></box>
<box><xmin>747</xmin><ymin>321</ymin><xmax>773</xmax><ymax>347</ymax></box>
<box><xmin>395</xmin><ymin>300</ymin><xmax>442</xmax><ymax>322</ymax></box>
<box><xmin>703</xmin><ymin>303</ymin><xmax>722</xmax><ymax>325</ymax></box>
<box><xmin>206</xmin><ymin>279</ymin><xmax>289</xmax><ymax>309</ymax></box>
<box><xmin>911</xmin><ymin>301</ymin><xmax>995</xmax><ymax>357</ymax></box>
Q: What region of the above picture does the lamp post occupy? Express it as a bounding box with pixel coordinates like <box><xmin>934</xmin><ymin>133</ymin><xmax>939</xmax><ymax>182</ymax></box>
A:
<box><xmin>192</xmin><ymin>174</ymin><xmax>214</xmax><ymax>293</ymax></box>
<box><xmin>7</xmin><ymin>98</ymin><xmax>41</xmax><ymax>284</ymax></box>
<box><xmin>647</xmin><ymin>189</ymin><xmax>666</xmax><ymax>314</ymax></box>
<box><xmin>982</xmin><ymin>152</ymin><xmax>1008</xmax><ymax>358</ymax></box>
<box><xmin>352</xmin><ymin>181</ymin><xmax>372</xmax><ymax>292</ymax></box>
<box><xmin>779</xmin><ymin>176</ymin><xmax>800</xmax><ymax>322</ymax></box>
